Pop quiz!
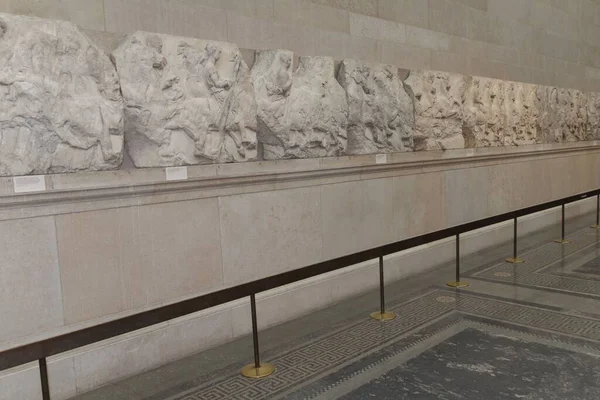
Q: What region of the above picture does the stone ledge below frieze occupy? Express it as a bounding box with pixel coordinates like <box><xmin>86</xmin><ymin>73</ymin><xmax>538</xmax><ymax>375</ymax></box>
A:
<box><xmin>0</xmin><ymin>141</ymin><xmax>598</xmax><ymax>222</ymax></box>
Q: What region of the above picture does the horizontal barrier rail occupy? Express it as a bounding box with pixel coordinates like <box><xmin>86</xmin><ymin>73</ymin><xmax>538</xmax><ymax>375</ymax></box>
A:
<box><xmin>1</xmin><ymin>187</ymin><xmax>600</xmax><ymax>397</ymax></box>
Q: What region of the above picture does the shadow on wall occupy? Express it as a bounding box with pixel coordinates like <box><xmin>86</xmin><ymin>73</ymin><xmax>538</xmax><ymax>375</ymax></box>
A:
<box><xmin>0</xmin><ymin>11</ymin><xmax>598</xmax><ymax>177</ymax></box>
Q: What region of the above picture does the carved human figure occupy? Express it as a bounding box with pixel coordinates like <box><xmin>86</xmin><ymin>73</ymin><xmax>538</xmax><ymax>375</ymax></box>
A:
<box><xmin>404</xmin><ymin>70</ymin><xmax>467</xmax><ymax>150</ymax></box>
<box><xmin>463</xmin><ymin>77</ymin><xmax>507</xmax><ymax>147</ymax></box>
<box><xmin>266</xmin><ymin>52</ymin><xmax>293</xmax><ymax>98</ymax></box>
<box><xmin>337</xmin><ymin>59</ymin><xmax>414</xmax><ymax>154</ymax></box>
<box><xmin>0</xmin><ymin>13</ymin><xmax>124</xmax><ymax>176</ymax></box>
<box><xmin>252</xmin><ymin>50</ymin><xmax>347</xmax><ymax>159</ymax></box>
<box><xmin>113</xmin><ymin>32</ymin><xmax>257</xmax><ymax>167</ymax></box>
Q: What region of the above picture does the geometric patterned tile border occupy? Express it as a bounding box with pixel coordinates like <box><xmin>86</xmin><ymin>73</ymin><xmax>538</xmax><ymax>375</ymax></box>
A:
<box><xmin>155</xmin><ymin>288</ymin><xmax>600</xmax><ymax>400</ymax></box>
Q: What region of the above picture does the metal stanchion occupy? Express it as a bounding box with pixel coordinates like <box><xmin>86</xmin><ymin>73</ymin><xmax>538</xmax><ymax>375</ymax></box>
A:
<box><xmin>591</xmin><ymin>194</ymin><xmax>600</xmax><ymax>229</ymax></box>
<box><xmin>447</xmin><ymin>234</ymin><xmax>469</xmax><ymax>288</ymax></box>
<box><xmin>240</xmin><ymin>294</ymin><xmax>275</xmax><ymax>378</ymax></box>
<box><xmin>554</xmin><ymin>204</ymin><xmax>571</xmax><ymax>244</ymax></box>
<box><xmin>39</xmin><ymin>358</ymin><xmax>51</xmax><ymax>400</ymax></box>
<box><xmin>370</xmin><ymin>256</ymin><xmax>396</xmax><ymax>321</ymax></box>
<box><xmin>506</xmin><ymin>217</ymin><xmax>524</xmax><ymax>263</ymax></box>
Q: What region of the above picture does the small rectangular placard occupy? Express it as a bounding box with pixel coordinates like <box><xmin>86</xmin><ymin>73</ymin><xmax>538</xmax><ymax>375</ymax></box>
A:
<box><xmin>13</xmin><ymin>175</ymin><xmax>46</xmax><ymax>193</ymax></box>
<box><xmin>375</xmin><ymin>154</ymin><xmax>387</xmax><ymax>164</ymax></box>
<box><xmin>165</xmin><ymin>166</ymin><xmax>188</xmax><ymax>181</ymax></box>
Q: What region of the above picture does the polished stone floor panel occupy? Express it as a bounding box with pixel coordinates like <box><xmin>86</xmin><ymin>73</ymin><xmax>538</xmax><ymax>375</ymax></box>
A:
<box><xmin>467</xmin><ymin>230</ymin><xmax>600</xmax><ymax>299</ymax></box>
<box><xmin>74</xmin><ymin>213</ymin><xmax>600</xmax><ymax>400</ymax></box>
<box><xmin>340</xmin><ymin>328</ymin><xmax>600</xmax><ymax>400</ymax></box>
<box><xmin>574</xmin><ymin>255</ymin><xmax>600</xmax><ymax>276</ymax></box>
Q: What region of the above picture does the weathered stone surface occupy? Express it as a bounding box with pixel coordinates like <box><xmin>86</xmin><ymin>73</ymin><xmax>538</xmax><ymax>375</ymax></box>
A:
<box><xmin>112</xmin><ymin>32</ymin><xmax>257</xmax><ymax>167</ymax></box>
<box><xmin>462</xmin><ymin>77</ymin><xmax>506</xmax><ymax>147</ymax></box>
<box><xmin>538</xmin><ymin>86</ymin><xmax>587</xmax><ymax>143</ymax></box>
<box><xmin>404</xmin><ymin>70</ymin><xmax>467</xmax><ymax>151</ymax></box>
<box><xmin>0</xmin><ymin>13</ymin><xmax>124</xmax><ymax>176</ymax></box>
<box><xmin>252</xmin><ymin>50</ymin><xmax>348</xmax><ymax>159</ymax></box>
<box><xmin>337</xmin><ymin>60</ymin><xmax>414</xmax><ymax>154</ymax></box>
<box><xmin>463</xmin><ymin>77</ymin><xmax>540</xmax><ymax>147</ymax></box>
<box><xmin>587</xmin><ymin>92</ymin><xmax>600</xmax><ymax>140</ymax></box>
<box><xmin>504</xmin><ymin>81</ymin><xmax>540</xmax><ymax>146</ymax></box>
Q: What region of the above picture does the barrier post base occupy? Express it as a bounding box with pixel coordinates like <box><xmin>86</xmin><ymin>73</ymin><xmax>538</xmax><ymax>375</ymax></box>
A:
<box><xmin>369</xmin><ymin>311</ymin><xmax>396</xmax><ymax>321</ymax></box>
<box><xmin>241</xmin><ymin>363</ymin><xmax>275</xmax><ymax>379</ymax></box>
<box><xmin>446</xmin><ymin>281</ymin><xmax>469</xmax><ymax>288</ymax></box>
<box><xmin>591</xmin><ymin>225</ymin><xmax>600</xmax><ymax>229</ymax></box>
<box><xmin>505</xmin><ymin>257</ymin><xmax>525</xmax><ymax>264</ymax></box>
<box><xmin>554</xmin><ymin>239</ymin><xmax>571</xmax><ymax>244</ymax></box>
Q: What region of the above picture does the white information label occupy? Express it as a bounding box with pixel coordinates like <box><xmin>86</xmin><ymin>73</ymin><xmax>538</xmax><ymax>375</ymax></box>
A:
<box><xmin>375</xmin><ymin>154</ymin><xmax>388</xmax><ymax>164</ymax></box>
<box><xmin>13</xmin><ymin>175</ymin><xmax>46</xmax><ymax>193</ymax></box>
<box><xmin>165</xmin><ymin>166</ymin><xmax>188</xmax><ymax>181</ymax></box>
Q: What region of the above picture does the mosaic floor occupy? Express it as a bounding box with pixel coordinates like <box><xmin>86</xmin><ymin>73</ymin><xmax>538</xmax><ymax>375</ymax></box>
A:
<box><xmin>76</xmin><ymin>221</ymin><xmax>600</xmax><ymax>400</ymax></box>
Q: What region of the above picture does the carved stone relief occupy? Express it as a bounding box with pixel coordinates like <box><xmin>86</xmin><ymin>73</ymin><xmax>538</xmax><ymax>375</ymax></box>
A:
<box><xmin>404</xmin><ymin>70</ymin><xmax>467</xmax><ymax>150</ymax></box>
<box><xmin>587</xmin><ymin>92</ymin><xmax>600</xmax><ymax>140</ymax></box>
<box><xmin>538</xmin><ymin>86</ymin><xmax>588</xmax><ymax>143</ymax></box>
<box><xmin>2</xmin><ymin>16</ymin><xmax>600</xmax><ymax>177</ymax></box>
<box><xmin>462</xmin><ymin>77</ymin><xmax>506</xmax><ymax>147</ymax></box>
<box><xmin>252</xmin><ymin>50</ymin><xmax>348</xmax><ymax>159</ymax></box>
<box><xmin>0</xmin><ymin>13</ymin><xmax>124</xmax><ymax>176</ymax></box>
<box><xmin>337</xmin><ymin>60</ymin><xmax>414</xmax><ymax>154</ymax></box>
<box><xmin>504</xmin><ymin>81</ymin><xmax>540</xmax><ymax>146</ymax></box>
<box><xmin>112</xmin><ymin>31</ymin><xmax>257</xmax><ymax>167</ymax></box>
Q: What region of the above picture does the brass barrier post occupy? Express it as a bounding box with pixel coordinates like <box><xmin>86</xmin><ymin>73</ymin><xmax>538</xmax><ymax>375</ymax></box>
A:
<box><xmin>447</xmin><ymin>234</ymin><xmax>469</xmax><ymax>288</ymax></box>
<box><xmin>592</xmin><ymin>194</ymin><xmax>600</xmax><ymax>229</ymax></box>
<box><xmin>554</xmin><ymin>204</ymin><xmax>571</xmax><ymax>244</ymax></box>
<box><xmin>506</xmin><ymin>217</ymin><xmax>524</xmax><ymax>264</ymax></box>
<box><xmin>240</xmin><ymin>294</ymin><xmax>275</xmax><ymax>378</ymax></box>
<box><xmin>370</xmin><ymin>256</ymin><xmax>396</xmax><ymax>321</ymax></box>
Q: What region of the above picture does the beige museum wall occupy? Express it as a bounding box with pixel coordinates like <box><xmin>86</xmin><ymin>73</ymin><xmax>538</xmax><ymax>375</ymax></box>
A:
<box><xmin>0</xmin><ymin>144</ymin><xmax>600</xmax><ymax>398</ymax></box>
<box><xmin>1</xmin><ymin>0</ymin><xmax>600</xmax><ymax>90</ymax></box>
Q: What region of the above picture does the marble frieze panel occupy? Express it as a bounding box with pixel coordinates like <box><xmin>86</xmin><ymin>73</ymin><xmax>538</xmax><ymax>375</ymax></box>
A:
<box><xmin>252</xmin><ymin>50</ymin><xmax>348</xmax><ymax>159</ymax></box>
<box><xmin>587</xmin><ymin>92</ymin><xmax>600</xmax><ymax>140</ymax></box>
<box><xmin>112</xmin><ymin>31</ymin><xmax>258</xmax><ymax>167</ymax></box>
<box><xmin>404</xmin><ymin>70</ymin><xmax>467</xmax><ymax>151</ymax></box>
<box><xmin>538</xmin><ymin>86</ymin><xmax>587</xmax><ymax>143</ymax></box>
<box><xmin>462</xmin><ymin>77</ymin><xmax>540</xmax><ymax>147</ymax></box>
<box><xmin>0</xmin><ymin>13</ymin><xmax>124</xmax><ymax>176</ymax></box>
<box><xmin>337</xmin><ymin>59</ymin><xmax>414</xmax><ymax>155</ymax></box>
<box><xmin>462</xmin><ymin>76</ymin><xmax>506</xmax><ymax>147</ymax></box>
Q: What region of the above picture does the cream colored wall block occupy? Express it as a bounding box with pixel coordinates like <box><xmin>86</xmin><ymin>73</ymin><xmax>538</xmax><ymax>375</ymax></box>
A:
<box><xmin>445</xmin><ymin>166</ymin><xmax>491</xmax><ymax>226</ymax></box>
<box><xmin>219</xmin><ymin>186</ymin><xmax>323</xmax><ymax>286</ymax></box>
<box><xmin>104</xmin><ymin>0</ymin><xmax>227</xmax><ymax>41</ymax></box>
<box><xmin>120</xmin><ymin>199</ymin><xmax>223</xmax><ymax>309</ymax></box>
<box><xmin>71</xmin><ymin>308</ymin><xmax>232</xmax><ymax>394</ymax></box>
<box><xmin>392</xmin><ymin>171</ymin><xmax>447</xmax><ymax>238</ymax></box>
<box><xmin>0</xmin><ymin>217</ymin><xmax>62</xmax><ymax>344</ymax></box>
<box><xmin>56</xmin><ymin>208</ymin><xmax>128</xmax><ymax>324</ymax></box>
<box><xmin>0</xmin><ymin>364</ymin><xmax>41</xmax><ymax>400</ymax></box>
<box><xmin>321</xmin><ymin>178</ymin><xmax>395</xmax><ymax>259</ymax></box>
<box><xmin>56</xmin><ymin>199</ymin><xmax>223</xmax><ymax>325</ymax></box>
<box><xmin>0</xmin><ymin>0</ymin><xmax>105</xmax><ymax>31</ymax></box>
